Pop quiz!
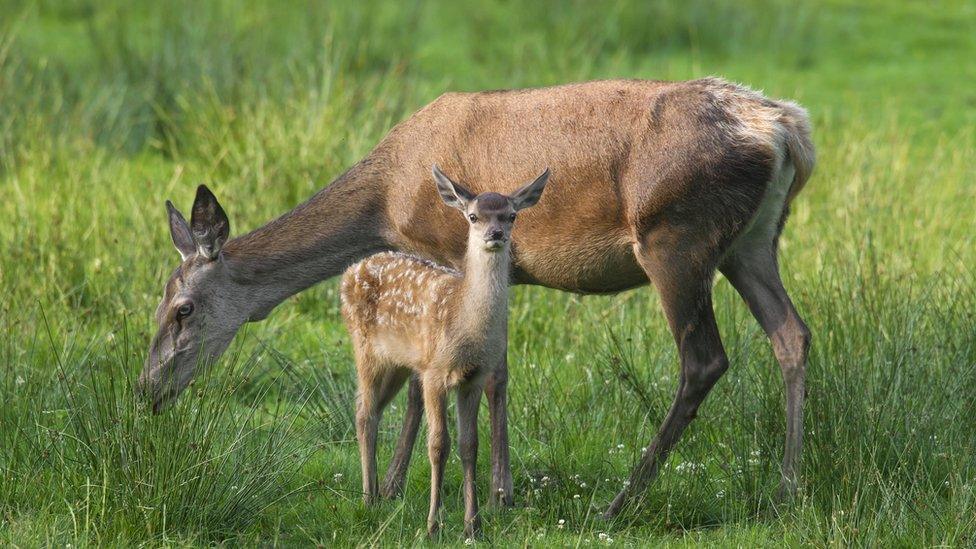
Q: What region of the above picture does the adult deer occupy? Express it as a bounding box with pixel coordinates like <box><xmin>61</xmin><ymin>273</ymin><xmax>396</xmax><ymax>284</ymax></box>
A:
<box><xmin>139</xmin><ymin>77</ymin><xmax>814</xmax><ymax>517</ymax></box>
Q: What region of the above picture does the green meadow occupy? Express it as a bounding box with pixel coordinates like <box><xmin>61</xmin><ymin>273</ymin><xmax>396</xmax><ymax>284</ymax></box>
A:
<box><xmin>1</xmin><ymin>0</ymin><xmax>975</xmax><ymax>546</ymax></box>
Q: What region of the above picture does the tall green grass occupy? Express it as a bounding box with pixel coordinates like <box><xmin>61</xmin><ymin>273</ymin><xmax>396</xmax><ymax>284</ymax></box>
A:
<box><xmin>1</xmin><ymin>0</ymin><xmax>974</xmax><ymax>545</ymax></box>
<box><xmin>0</xmin><ymin>314</ymin><xmax>313</xmax><ymax>544</ymax></box>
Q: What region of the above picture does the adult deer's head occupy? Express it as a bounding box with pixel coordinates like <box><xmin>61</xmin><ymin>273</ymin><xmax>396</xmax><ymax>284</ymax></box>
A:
<box><xmin>139</xmin><ymin>185</ymin><xmax>249</xmax><ymax>413</ymax></box>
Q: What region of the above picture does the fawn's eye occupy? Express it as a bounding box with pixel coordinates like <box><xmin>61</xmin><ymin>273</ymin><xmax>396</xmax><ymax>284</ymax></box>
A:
<box><xmin>509</xmin><ymin>213</ymin><xmax>517</xmax><ymax>222</ymax></box>
<box><xmin>176</xmin><ymin>303</ymin><xmax>194</xmax><ymax>320</ymax></box>
<box><xmin>468</xmin><ymin>214</ymin><xmax>478</xmax><ymax>223</ymax></box>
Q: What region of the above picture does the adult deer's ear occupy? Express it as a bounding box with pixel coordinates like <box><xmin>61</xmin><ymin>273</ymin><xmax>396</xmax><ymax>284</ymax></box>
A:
<box><xmin>432</xmin><ymin>165</ymin><xmax>475</xmax><ymax>211</ymax></box>
<box><xmin>511</xmin><ymin>168</ymin><xmax>551</xmax><ymax>211</ymax></box>
<box><xmin>190</xmin><ymin>184</ymin><xmax>230</xmax><ymax>260</ymax></box>
<box><xmin>167</xmin><ymin>200</ymin><xmax>196</xmax><ymax>260</ymax></box>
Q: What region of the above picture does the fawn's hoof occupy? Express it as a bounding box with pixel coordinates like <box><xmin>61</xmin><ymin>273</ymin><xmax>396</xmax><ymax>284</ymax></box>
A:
<box><xmin>463</xmin><ymin>516</ymin><xmax>482</xmax><ymax>539</ymax></box>
<box><xmin>489</xmin><ymin>486</ymin><xmax>514</xmax><ymax>507</ymax></box>
<box><xmin>426</xmin><ymin>520</ymin><xmax>441</xmax><ymax>538</ymax></box>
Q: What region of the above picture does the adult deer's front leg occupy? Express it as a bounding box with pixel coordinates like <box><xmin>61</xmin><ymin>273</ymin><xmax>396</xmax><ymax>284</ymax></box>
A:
<box><xmin>486</xmin><ymin>353</ymin><xmax>514</xmax><ymax>506</ymax></box>
<box><xmin>381</xmin><ymin>375</ymin><xmax>423</xmax><ymax>499</ymax></box>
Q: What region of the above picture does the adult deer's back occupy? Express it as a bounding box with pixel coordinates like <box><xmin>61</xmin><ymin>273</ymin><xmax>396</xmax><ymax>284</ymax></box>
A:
<box><xmin>379</xmin><ymin>78</ymin><xmax>813</xmax><ymax>293</ymax></box>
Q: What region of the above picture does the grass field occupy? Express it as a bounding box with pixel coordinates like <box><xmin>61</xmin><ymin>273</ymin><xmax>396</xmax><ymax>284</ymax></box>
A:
<box><xmin>2</xmin><ymin>0</ymin><xmax>975</xmax><ymax>546</ymax></box>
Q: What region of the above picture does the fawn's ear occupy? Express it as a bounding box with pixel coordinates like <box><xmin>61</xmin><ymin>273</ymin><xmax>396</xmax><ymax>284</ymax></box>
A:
<box><xmin>167</xmin><ymin>200</ymin><xmax>196</xmax><ymax>260</ymax></box>
<box><xmin>432</xmin><ymin>165</ymin><xmax>475</xmax><ymax>211</ymax></box>
<box><xmin>190</xmin><ymin>184</ymin><xmax>230</xmax><ymax>260</ymax></box>
<box><xmin>511</xmin><ymin>168</ymin><xmax>551</xmax><ymax>211</ymax></box>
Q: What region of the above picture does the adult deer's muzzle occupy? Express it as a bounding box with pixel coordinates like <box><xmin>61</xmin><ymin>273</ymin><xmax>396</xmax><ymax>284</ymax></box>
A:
<box><xmin>138</xmin><ymin>330</ymin><xmax>190</xmax><ymax>414</ymax></box>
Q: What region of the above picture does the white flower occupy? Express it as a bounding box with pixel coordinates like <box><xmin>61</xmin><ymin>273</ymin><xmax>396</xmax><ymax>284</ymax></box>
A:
<box><xmin>333</xmin><ymin>473</ymin><xmax>343</xmax><ymax>482</ymax></box>
<box><xmin>573</xmin><ymin>494</ymin><xmax>581</xmax><ymax>499</ymax></box>
<box><xmin>675</xmin><ymin>462</ymin><xmax>704</xmax><ymax>474</ymax></box>
<box><xmin>464</xmin><ymin>537</ymin><xmax>475</xmax><ymax>545</ymax></box>
<box><xmin>557</xmin><ymin>518</ymin><xmax>565</xmax><ymax>529</ymax></box>
<box><xmin>15</xmin><ymin>375</ymin><xmax>25</xmax><ymax>386</ymax></box>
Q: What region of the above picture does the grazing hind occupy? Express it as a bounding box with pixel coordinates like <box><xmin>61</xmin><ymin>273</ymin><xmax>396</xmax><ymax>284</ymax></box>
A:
<box><xmin>340</xmin><ymin>166</ymin><xmax>549</xmax><ymax>537</ymax></box>
<box><xmin>141</xmin><ymin>78</ymin><xmax>815</xmax><ymax>516</ymax></box>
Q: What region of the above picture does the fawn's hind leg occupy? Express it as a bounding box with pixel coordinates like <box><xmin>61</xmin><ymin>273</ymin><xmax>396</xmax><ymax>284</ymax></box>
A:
<box><xmin>356</xmin><ymin>364</ymin><xmax>410</xmax><ymax>504</ymax></box>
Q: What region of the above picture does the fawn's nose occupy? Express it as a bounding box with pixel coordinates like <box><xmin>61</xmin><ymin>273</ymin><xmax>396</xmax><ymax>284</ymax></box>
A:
<box><xmin>487</xmin><ymin>229</ymin><xmax>504</xmax><ymax>241</ymax></box>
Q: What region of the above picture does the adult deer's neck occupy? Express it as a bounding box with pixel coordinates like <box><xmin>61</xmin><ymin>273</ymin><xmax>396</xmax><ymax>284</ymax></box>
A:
<box><xmin>458</xmin><ymin>240</ymin><xmax>512</xmax><ymax>336</ymax></box>
<box><xmin>222</xmin><ymin>159</ymin><xmax>392</xmax><ymax>320</ymax></box>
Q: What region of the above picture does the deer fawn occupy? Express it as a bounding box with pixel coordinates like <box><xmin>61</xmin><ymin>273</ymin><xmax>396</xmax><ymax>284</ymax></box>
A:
<box><xmin>340</xmin><ymin>165</ymin><xmax>549</xmax><ymax>537</ymax></box>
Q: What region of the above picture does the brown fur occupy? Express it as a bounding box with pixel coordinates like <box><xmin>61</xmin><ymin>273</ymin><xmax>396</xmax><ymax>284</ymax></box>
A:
<box><xmin>142</xmin><ymin>77</ymin><xmax>815</xmax><ymax>516</ymax></box>
<box><xmin>340</xmin><ymin>169</ymin><xmax>546</xmax><ymax>537</ymax></box>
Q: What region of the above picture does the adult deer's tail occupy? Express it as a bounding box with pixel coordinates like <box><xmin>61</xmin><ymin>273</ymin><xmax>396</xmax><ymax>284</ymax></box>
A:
<box><xmin>778</xmin><ymin>101</ymin><xmax>816</xmax><ymax>203</ymax></box>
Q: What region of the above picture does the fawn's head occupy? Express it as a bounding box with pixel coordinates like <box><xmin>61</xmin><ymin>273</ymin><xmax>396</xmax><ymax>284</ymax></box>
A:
<box><xmin>139</xmin><ymin>185</ymin><xmax>249</xmax><ymax>413</ymax></box>
<box><xmin>432</xmin><ymin>165</ymin><xmax>550</xmax><ymax>253</ymax></box>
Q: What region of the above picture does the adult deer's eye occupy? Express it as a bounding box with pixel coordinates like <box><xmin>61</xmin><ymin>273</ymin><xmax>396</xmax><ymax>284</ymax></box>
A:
<box><xmin>509</xmin><ymin>213</ymin><xmax>517</xmax><ymax>222</ymax></box>
<box><xmin>176</xmin><ymin>303</ymin><xmax>194</xmax><ymax>319</ymax></box>
<box><xmin>468</xmin><ymin>214</ymin><xmax>478</xmax><ymax>223</ymax></box>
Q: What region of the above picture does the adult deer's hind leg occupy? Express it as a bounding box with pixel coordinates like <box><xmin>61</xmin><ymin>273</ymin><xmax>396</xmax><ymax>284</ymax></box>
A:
<box><xmin>721</xmin><ymin>242</ymin><xmax>810</xmax><ymax>501</ymax></box>
<box><xmin>603</xmin><ymin>237</ymin><xmax>730</xmax><ymax>519</ymax></box>
<box><xmin>381</xmin><ymin>375</ymin><xmax>423</xmax><ymax>499</ymax></box>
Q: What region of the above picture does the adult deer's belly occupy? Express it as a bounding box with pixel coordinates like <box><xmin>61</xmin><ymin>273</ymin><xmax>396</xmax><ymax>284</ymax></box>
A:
<box><xmin>511</xmin><ymin>225</ymin><xmax>647</xmax><ymax>294</ymax></box>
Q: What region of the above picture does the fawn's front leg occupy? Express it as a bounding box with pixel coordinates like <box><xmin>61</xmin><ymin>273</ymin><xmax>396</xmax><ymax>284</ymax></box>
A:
<box><xmin>456</xmin><ymin>380</ymin><xmax>484</xmax><ymax>538</ymax></box>
<box><xmin>486</xmin><ymin>353</ymin><xmax>514</xmax><ymax>506</ymax></box>
<box><xmin>422</xmin><ymin>380</ymin><xmax>449</xmax><ymax>537</ymax></box>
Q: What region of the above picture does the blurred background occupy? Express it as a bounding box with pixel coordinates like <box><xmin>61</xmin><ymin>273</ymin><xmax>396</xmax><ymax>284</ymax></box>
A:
<box><xmin>1</xmin><ymin>1</ymin><xmax>974</xmax><ymax>546</ymax></box>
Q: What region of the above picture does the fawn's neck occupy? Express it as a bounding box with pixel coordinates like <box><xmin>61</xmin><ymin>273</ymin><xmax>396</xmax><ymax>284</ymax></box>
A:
<box><xmin>457</xmin><ymin>236</ymin><xmax>512</xmax><ymax>337</ymax></box>
<box><xmin>221</xmin><ymin>160</ymin><xmax>393</xmax><ymax>320</ymax></box>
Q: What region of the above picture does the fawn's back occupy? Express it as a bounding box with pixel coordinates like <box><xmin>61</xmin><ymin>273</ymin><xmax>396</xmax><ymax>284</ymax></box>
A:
<box><xmin>341</xmin><ymin>252</ymin><xmax>481</xmax><ymax>379</ymax></box>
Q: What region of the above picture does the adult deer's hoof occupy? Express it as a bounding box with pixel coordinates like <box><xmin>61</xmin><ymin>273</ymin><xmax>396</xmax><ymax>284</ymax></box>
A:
<box><xmin>601</xmin><ymin>489</ymin><xmax>628</xmax><ymax>520</ymax></box>
<box><xmin>379</xmin><ymin>478</ymin><xmax>404</xmax><ymax>500</ymax></box>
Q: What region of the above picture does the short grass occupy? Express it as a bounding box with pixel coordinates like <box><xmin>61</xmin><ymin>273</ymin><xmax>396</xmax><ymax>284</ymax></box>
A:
<box><xmin>1</xmin><ymin>0</ymin><xmax>975</xmax><ymax>546</ymax></box>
